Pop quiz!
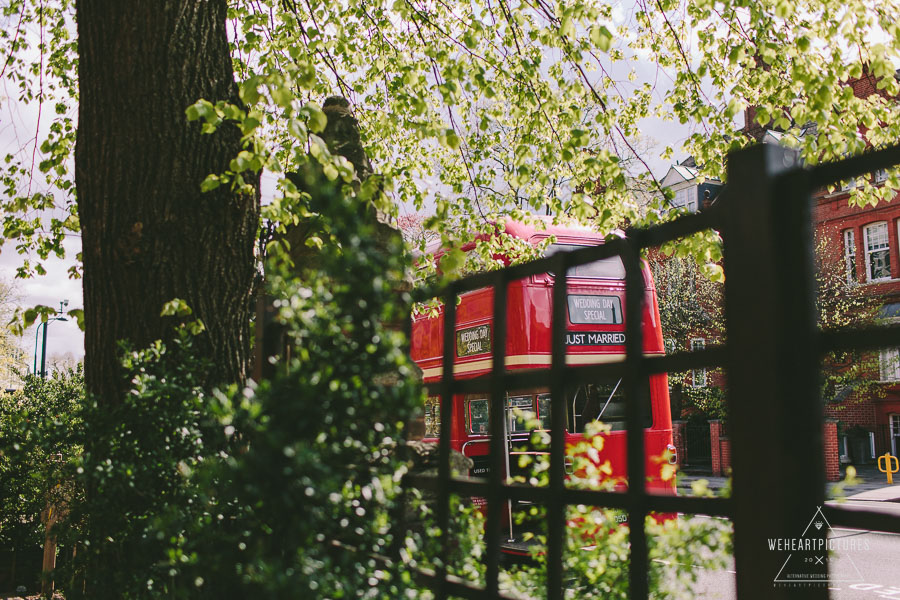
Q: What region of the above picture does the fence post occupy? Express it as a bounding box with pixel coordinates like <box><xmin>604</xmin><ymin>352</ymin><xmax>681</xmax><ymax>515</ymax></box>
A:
<box><xmin>709</xmin><ymin>420</ymin><xmax>722</xmax><ymax>476</ymax></box>
<box><xmin>824</xmin><ymin>420</ymin><xmax>840</xmax><ymax>482</ymax></box>
<box><xmin>722</xmin><ymin>144</ymin><xmax>827</xmax><ymax>598</ymax></box>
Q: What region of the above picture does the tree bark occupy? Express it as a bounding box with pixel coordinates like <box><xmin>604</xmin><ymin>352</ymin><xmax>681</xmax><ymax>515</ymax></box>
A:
<box><xmin>75</xmin><ymin>0</ymin><xmax>259</xmax><ymax>402</ymax></box>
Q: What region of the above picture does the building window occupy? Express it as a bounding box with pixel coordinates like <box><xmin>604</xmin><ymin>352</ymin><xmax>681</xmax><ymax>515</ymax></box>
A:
<box><xmin>892</xmin><ymin>414</ymin><xmax>900</xmax><ymax>456</ymax></box>
<box><xmin>880</xmin><ymin>348</ymin><xmax>900</xmax><ymax>382</ymax></box>
<box><xmin>863</xmin><ymin>222</ymin><xmax>891</xmax><ymax>282</ymax></box>
<box><xmin>691</xmin><ymin>338</ymin><xmax>706</xmax><ymax>388</ymax></box>
<box><xmin>664</xmin><ymin>338</ymin><xmax>677</xmax><ymax>354</ymax></box>
<box><xmin>674</xmin><ymin>187</ymin><xmax>697</xmax><ymax>212</ymax></box>
<box><xmin>875</xmin><ymin>168</ymin><xmax>888</xmax><ymax>184</ymax></box>
<box><xmin>841</xmin><ymin>178</ymin><xmax>858</xmax><ymax>192</ymax></box>
<box><xmin>843</xmin><ymin>229</ymin><xmax>856</xmax><ymax>285</ymax></box>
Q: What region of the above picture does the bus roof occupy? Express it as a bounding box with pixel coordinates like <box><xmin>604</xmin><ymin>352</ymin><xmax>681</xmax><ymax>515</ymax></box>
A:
<box><xmin>420</xmin><ymin>218</ymin><xmax>611</xmax><ymax>257</ymax></box>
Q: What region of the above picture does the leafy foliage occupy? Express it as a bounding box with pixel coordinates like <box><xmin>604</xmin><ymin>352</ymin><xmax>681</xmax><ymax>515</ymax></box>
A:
<box><xmin>4</xmin><ymin>0</ymin><xmax>900</xmax><ymax>299</ymax></box>
<box><xmin>502</xmin><ymin>421</ymin><xmax>732</xmax><ymax>598</ymax></box>
<box><xmin>154</xmin><ymin>175</ymin><xmax>426</xmax><ymax>598</ymax></box>
<box><xmin>652</xmin><ymin>254</ymin><xmax>726</xmax><ymax>420</ymax></box>
<box><xmin>0</xmin><ymin>369</ymin><xmax>84</xmax><ymax>553</ymax></box>
<box><xmin>0</xmin><ymin>0</ymin><xmax>79</xmax><ymax>280</ymax></box>
<box><xmin>813</xmin><ymin>230</ymin><xmax>885</xmax><ymax>405</ymax></box>
<box><xmin>0</xmin><ymin>277</ymin><xmax>27</xmax><ymax>388</ymax></box>
<box><xmin>59</xmin><ymin>330</ymin><xmax>224</xmax><ymax>598</ymax></box>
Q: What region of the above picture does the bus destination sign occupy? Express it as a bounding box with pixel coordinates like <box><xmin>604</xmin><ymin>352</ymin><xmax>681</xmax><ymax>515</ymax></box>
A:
<box><xmin>566</xmin><ymin>332</ymin><xmax>626</xmax><ymax>346</ymax></box>
<box><xmin>457</xmin><ymin>324</ymin><xmax>492</xmax><ymax>357</ymax></box>
<box><xmin>567</xmin><ymin>295</ymin><xmax>622</xmax><ymax>324</ymax></box>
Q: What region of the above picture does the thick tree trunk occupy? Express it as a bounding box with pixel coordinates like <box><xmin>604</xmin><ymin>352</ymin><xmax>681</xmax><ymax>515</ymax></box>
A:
<box><xmin>75</xmin><ymin>0</ymin><xmax>259</xmax><ymax>402</ymax></box>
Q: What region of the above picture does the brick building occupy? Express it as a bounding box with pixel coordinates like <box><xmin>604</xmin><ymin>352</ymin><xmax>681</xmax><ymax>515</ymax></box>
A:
<box><xmin>660</xmin><ymin>71</ymin><xmax>900</xmax><ymax>474</ymax></box>
<box><xmin>813</xmin><ymin>166</ymin><xmax>900</xmax><ymax>462</ymax></box>
<box><xmin>743</xmin><ymin>70</ymin><xmax>900</xmax><ymax>464</ymax></box>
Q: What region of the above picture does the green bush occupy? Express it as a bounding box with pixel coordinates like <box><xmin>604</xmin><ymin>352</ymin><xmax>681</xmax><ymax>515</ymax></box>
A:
<box><xmin>149</xmin><ymin>172</ymin><xmax>425</xmax><ymax>598</ymax></box>
<box><xmin>0</xmin><ymin>369</ymin><xmax>84</xmax><ymax>555</ymax></box>
<box><xmin>59</xmin><ymin>331</ymin><xmax>226</xmax><ymax>598</ymax></box>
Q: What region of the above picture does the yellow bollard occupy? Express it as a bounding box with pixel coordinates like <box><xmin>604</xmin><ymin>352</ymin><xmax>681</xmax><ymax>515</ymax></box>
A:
<box><xmin>877</xmin><ymin>453</ymin><xmax>900</xmax><ymax>484</ymax></box>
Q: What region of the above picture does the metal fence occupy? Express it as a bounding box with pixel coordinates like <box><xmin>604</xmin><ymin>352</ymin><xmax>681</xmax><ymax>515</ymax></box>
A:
<box><xmin>405</xmin><ymin>142</ymin><xmax>900</xmax><ymax>599</ymax></box>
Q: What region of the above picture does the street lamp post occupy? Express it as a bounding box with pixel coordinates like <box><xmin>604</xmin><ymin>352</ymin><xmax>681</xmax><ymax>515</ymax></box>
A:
<box><xmin>33</xmin><ymin>300</ymin><xmax>69</xmax><ymax>379</ymax></box>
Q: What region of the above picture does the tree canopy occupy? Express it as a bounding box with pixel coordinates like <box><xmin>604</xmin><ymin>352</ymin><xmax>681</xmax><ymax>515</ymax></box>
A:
<box><xmin>2</xmin><ymin>0</ymin><xmax>900</xmax><ymax>300</ymax></box>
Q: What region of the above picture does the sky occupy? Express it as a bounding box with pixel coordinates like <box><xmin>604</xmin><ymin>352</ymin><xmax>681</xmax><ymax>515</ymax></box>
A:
<box><xmin>1</xmin><ymin>236</ymin><xmax>83</xmax><ymax>366</ymax></box>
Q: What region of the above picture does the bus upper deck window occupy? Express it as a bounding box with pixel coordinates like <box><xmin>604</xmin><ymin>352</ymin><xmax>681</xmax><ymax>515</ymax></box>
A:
<box><xmin>543</xmin><ymin>243</ymin><xmax>626</xmax><ymax>279</ymax></box>
<box><xmin>468</xmin><ymin>398</ymin><xmax>489</xmax><ymax>434</ymax></box>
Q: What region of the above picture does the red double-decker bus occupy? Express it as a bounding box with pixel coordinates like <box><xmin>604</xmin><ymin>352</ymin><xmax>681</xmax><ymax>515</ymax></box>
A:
<box><xmin>410</xmin><ymin>220</ymin><xmax>676</xmax><ymax>550</ymax></box>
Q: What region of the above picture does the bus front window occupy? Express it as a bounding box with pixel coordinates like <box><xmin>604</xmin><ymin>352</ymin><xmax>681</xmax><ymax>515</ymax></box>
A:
<box><xmin>468</xmin><ymin>398</ymin><xmax>490</xmax><ymax>434</ymax></box>
<box><xmin>543</xmin><ymin>244</ymin><xmax>626</xmax><ymax>279</ymax></box>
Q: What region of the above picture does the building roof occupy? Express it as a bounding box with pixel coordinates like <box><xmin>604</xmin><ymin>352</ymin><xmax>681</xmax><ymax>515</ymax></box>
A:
<box><xmin>660</xmin><ymin>164</ymin><xmax>699</xmax><ymax>187</ymax></box>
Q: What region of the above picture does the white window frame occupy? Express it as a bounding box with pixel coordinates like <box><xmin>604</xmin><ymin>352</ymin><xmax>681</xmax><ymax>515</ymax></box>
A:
<box><xmin>839</xmin><ymin>435</ymin><xmax>850</xmax><ymax>461</ymax></box>
<box><xmin>673</xmin><ymin>187</ymin><xmax>697</xmax><ymax>212</ymax></box>
<box><xmin>891</xmin><ymin>414</ymin><xmax>900</xmax><ymax>456</ymax></box>
<box><xmin>875</xmin><ymin>168</ymin><xmax>888</xmax><ymax>184</ymax></box>
<box><xmin>843</xmin><ymin>229</ymin><xmax>857</xmax><ymax>285</ymax></box>
<box><xmin>863</xmin><ymin>222</ymin><xmax>891</xmax><ymax>282</ymax></box>
<box><xmin>880</xmin><ymin>347</ymin><xmax>900</xmax><ymax>382</ymax></box>
<box><xmin>664</xmin><ymin>338</ymin><xmax>677</xmax><ymax>354</ymax></box>
<box><xmin>691</xmin><ymin>338</ymin><xmax>706</xmax><ymax>388</ymax></box>
<box><xmin>686</xmin><ymin>188</ymin><xmax>697</xmax><ymax>212</ymax></box>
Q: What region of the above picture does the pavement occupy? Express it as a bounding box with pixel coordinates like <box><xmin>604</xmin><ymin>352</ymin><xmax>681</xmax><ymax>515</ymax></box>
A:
<box><xmin>675</xmin><ymin>463</ymin><xmax>900</xmax><ymax>501</ymax></box>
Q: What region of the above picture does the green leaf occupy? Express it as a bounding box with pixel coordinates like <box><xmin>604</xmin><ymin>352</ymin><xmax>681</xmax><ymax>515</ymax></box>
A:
<box><xmin>200</xmin><ymin>174</ymin><xmax>222</xmax><ymax>192</ymax></box>
<box><xmin>185</xmin><ymin>99</ymin><xmax>215</xmax><ymax>122</ymax></box>
<box><xmin>322</xmin><ymin>163</ymin><xmax>339</xmax><ymax>180</ymax></box>
<box><xmin>160</xmin><ymin>298</ymin><xmax>193</xmax><ymax>317</ymax></box>
<box><xmin>439</xmin><ymin>248</ymin><xmax>465</xmax><ymax>275</ymax></box>
<box><xmin>270</xmin><ymin>84</ymin><xmax>294</xmax><ymax>109</ymax></box>
<box><xmin>590</xmin><ymin>25</ymin><xmax>613</xmax><ymax>52</ymax></box>
<box><xmin>186</xmin><ymin>319</ymin><xmax>206</xmax><ymax>335</ymax></box>
<box><xmin>305</xmin><ymin>103</ymin><xmax>328</xmax><ymax>133</ymax></box>
<box><xmin>445</xmin><ymin>130</ymin><xmax>461</xmax><ymax>150</ymax></box>
<box><xmin>67</xmin><ymin>308</ymin><xmax>85</xmax><ymax>331</ymax></box>
<box><xmin>239</xmin><ymin>80</ymin><xmax>260</xmax><ymax>105</ymax></box>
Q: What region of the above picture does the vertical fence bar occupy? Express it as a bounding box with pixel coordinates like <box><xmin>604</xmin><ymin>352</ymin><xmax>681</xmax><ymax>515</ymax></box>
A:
<box><xmin>773</xmin><ymin>166</ymin><xmax>828</xmax><ymax>580</ymax></box>
<box><xmin>622</xmin><ymin>236</ymin><xmax>649</xmax><ymax>600</ymax></box>
<box><xmin>436</xmin><ymin>283</ymin><xmax>458</xmax><ymax>600</ymax></box>
<box><xmin>547</xmin><ymin>253</ymin><xmax>568</xmax><ymax>600</ymax></box>
<box><xmin>722</xmin><ymin>145</ymin><xmax>827</xmax><ymax>599</ymax></box>
<box><xmin>485</xmin><ymin>271</ymin><xmax>509</xmax><ymax>594</ymax></box>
